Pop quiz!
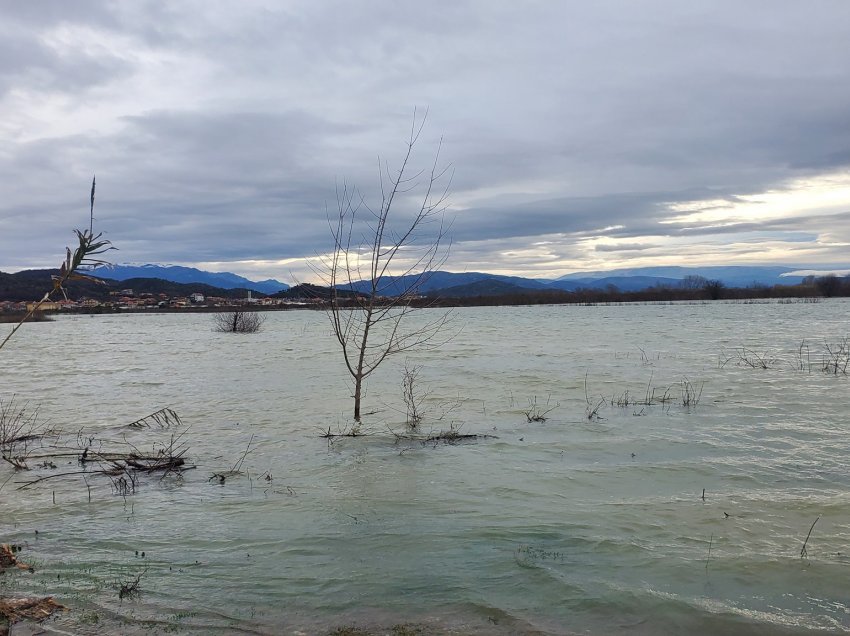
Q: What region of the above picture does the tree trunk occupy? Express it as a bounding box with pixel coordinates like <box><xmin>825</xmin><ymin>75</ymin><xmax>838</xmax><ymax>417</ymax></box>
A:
<box><xmin>353</xmin><ymin>376</ymin><xmax>362</xmax><ymax>421</ymax></box>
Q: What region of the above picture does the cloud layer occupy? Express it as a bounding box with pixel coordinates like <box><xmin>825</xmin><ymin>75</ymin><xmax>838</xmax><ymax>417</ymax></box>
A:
<box><xmin>2</xmin><ymin>1</ymin><xmax>850</xmax><ymax>281</ymax></box>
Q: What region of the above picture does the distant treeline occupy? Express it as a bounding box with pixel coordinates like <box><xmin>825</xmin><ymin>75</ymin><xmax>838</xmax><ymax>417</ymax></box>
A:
<box><xmin>3</xmin><ymin>270</ymin><xmax>849</xmax><ymax>311</ymax></box>
<box><xmin>419</xmin><ymin>275</ymin><xmax>850</xmax><ymax>307</ymax></box>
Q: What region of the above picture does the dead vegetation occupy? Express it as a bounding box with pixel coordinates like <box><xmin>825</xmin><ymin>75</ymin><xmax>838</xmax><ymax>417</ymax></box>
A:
<box><xmin>720</xmin><ymin>339</ymin><xmax>850</xmax><ymax>375</ymax></box>
<box><xmin>212</xmin><ymin>310</ymin><xmax>265</xmax><ymax>333</ymax></box>
<box><xmin>210</xmin><ymin>433</ymin><xmax>255</xmax><ymax>484</ymax></box>
<box><xmin>128</xmin><ymin>407</ymin><xmax>182</xmax><ymax>429</ymax></box>
<box><xmin>819</xmin><ymin>338</ymin><xmax>849</xmax><ymax>375</ymax></box>
<box><xmin>401</xmin><ymin>363</ymin><xmax>426</xmax><ymax>430</ymax></box>
<box><xmin>582</xmin><ymin>371</ymin><xmax>705</xmax><ymax>420</ymax></box>
<box><xmin>315</xmin><ymin>111</ymin><xmax>453</xmax><ymax>422</ymax></box>
<box><xmin>719</xmin><ymin>347</ymin><xmax>778</xmax><ymax>369</ymax></box>
<box><xmin>118</xmin><ymin>568</ymin><xmax>148</xmax><ymax>600</ymax></box>
<box><xmin>0</xmin><ymin>176</ymin><xmax>113</xmax><ymax>354</ymax></box>
<box><xmin>1</xmin><ymin>545</ymin><xmax>65</xmax><ymax>633</ymax></box>
<box><xmin>396</xmin><ymin>421</ymin><xmax>496</xmax><ymax>446</ymax></box>
<box><xmin>320</xmin><ymin>423</ymin><xmax>367</xmax><ymax>439</ymax></box>
<box><xmin>0</xmin><ymin>597</ymin><xmax>65</xmax><ymax>626</ymax></box>
<box><xmin>1</xmin><ymin>407</ymin><xmax>192</xmax><ymax>497</ymax></box>
<box><xmin>0</xmin><ymin>544</ymin><xmax>33</xmax><ymax>574</ymax></box>
<box><xmin>680</xmin><ymin>377</ymin><xmax>703</xmax><ymax>410</ymax></box>
<box><xmin>0</xmin><ymin>397</ymin><xmax>57</xmax><ymax>471</ymax></box>
<box><xmin>800</xmin><ymin>515</ymin><xmax>820</xmax><ymax>559</ymax></box>
<box><xmin>523</xmin><ymin>395</ymin><xmax>558</xmax><ymax>422</ymax></box>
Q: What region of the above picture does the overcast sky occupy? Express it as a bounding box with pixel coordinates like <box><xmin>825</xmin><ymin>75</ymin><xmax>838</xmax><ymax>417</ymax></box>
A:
<box><xmin>2</xmin><ymin>1</ymin><xmax>850</xmax><ymax>283</ymax></box>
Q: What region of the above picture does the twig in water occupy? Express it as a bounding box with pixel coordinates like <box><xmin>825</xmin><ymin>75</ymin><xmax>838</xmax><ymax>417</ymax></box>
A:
<box><xmin>523</xmin><ymin>395</ymin><xmax>559</xmax><ymax>422</ymax></box>
<box><xmin>210</xmin><ymin>433</ymin><xmax>256</xmax><ymax>484</ymax></box>
<box><xmin>705</xmin><ymin>534</ymin><xmax>713</xmax><ymax>571</ymax></box>
<box><xmin>118</xmin><ymin>567</ymin><xmax>148</xmax><ymax>599</ymax></box>
<box><xmin>584</xmin><ymin>372</ymin><xmax>605</xmax><ymax>421</ymax></box>
<box><xmin>231</xmin><ymin>433</ymin><xmax>255</xmax><ymax>473</ymax></box>
<box><xmin>801</xmin><ymin>515</ymin><xmax>820</xmax><ymax>559</ymax></box>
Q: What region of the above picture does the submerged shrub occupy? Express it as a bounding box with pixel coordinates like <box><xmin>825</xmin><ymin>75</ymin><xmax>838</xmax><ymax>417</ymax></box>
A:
<box><xmin>213</xmin><ymin>310</ymin><xmax>265</xmax><ymax>333</ymax></box>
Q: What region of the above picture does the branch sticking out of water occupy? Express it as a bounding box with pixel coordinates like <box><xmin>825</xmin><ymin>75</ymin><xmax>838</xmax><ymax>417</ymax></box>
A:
<box><xmin>118</xmin><ymin>567</ymin><xmax>148</xmax><ymax>600</ymax></box>
<box><xmin>209</xmin><ymin>433</ymin><xmax>256</xmax><ymax>484</ymax></box>
<box><xmin>801</xmin><ymin>515</ymin><xmax>820</xmax><ymax>559</ymax></box>
<box><xmin>524</xmin><ymin>395</ymin><xmax>558</xmax><ymax>422</ymax></box>
<box><xmin>128</xmin><ymin>407</ymin><xmax>182</xmax><ymax>429</ymax></box>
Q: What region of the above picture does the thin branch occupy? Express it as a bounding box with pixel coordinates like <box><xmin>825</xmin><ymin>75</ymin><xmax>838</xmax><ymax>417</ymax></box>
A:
<box><xmin>801</xmin><ymin>515</ymin><xmax>820</xmax><ymax>559</ymax></box>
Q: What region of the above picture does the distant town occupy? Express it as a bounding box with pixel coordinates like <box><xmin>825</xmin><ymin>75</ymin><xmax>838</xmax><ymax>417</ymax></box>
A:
<box><xmin>1</xmin><ymin>265</ymin><xmax>849</xmax><ymax>318</ymax></box>
<box><xmin>0</xmin><ymin>288</ymin><xmax>321</xmax><ymax>314</ymax></box>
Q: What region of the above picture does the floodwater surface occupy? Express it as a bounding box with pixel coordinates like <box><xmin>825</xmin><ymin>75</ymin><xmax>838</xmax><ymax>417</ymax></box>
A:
<box><xmin>1</xmin><ymin>300</ymin><xmax>849</xmax><ymax>634</ymax></box>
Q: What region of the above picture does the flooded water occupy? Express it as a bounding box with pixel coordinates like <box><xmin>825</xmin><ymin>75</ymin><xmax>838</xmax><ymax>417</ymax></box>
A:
<box><xmin>1</xmin><ymin>300</ymin><xmax>849</xmax><ymax>634</ymax></box>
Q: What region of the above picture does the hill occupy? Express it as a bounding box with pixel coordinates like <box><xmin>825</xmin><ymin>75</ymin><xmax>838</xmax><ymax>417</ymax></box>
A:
<box><xmin>554</xmin><ymin>265</ymin><xmax>810</xmax><ymax>288</ymax></box>
<box><xmin>0</xmin><ymin>269</ymin><xmax>258</xmax><ymax>302</ymax></box>
<box><xmin>95</xmin><ymin>264</ymin><xmax>289</xmax><ymax>294</ymax></box>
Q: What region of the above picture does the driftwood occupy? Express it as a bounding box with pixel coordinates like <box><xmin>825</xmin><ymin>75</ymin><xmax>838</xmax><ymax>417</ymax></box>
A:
<box><xmin>0</xmin><ymin>545</ymin><xmax>33</xmax><ymax>573</ymax></box>
<box><xmin>0</xmin><ymin>596</ymin><xmax>65</xmax><ymax>623</ymax></box>
<box><xmin>425</xmin><ymin>431</ymin><xmax>496</xmax><ymax>443</ymax></box>
<box><xmin>9</xmin><ymin>409</ymin><xmax>193</xmax><ymax>493</ymax></box>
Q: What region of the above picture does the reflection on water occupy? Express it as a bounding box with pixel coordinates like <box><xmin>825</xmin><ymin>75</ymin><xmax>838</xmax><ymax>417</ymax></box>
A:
<box><xmin>1</xmin><ymin>300</ymin><xmax>849</xmax><ymax>634</ymax></box>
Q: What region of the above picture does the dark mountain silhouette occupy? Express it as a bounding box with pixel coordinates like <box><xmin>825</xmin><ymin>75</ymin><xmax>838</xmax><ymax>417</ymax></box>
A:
<box><xmin>0</xmin><ymin>269</ymin><xmax>259</xmax><ymax>302</ymax></box>
<box><xmin>4</xmin><ymin>263</ymin><xmax>846</xmax><ymax>303</ymax></box>
<box><xmin>95</xmin><ymin>264</ymin><xmax>289</xmax><ymax>294</ymax></box>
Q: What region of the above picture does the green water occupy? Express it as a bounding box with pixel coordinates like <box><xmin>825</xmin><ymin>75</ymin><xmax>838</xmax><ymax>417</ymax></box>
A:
<box><xmin>1</xmin><ymin>301</ymin><xmax>849</xmax><ymax>634</ymax></box>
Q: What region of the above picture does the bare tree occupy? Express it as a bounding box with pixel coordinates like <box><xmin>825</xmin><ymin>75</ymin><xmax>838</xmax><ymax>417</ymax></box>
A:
<box><xmin>680</xmin><ymin>274</ymin><xmax>708</xmax><ymax>290</ymax></box>
<box><xmin>703</xmin><ymin>279</ymin><xmax>726</xmax><ymax>300</ymax></box>
<box><xmin>815</xmin><ymin>274</ymin><xmax>842</xmax><ymax>297</ymax></box>
<box><xmin>212</xmin><ymin>310</ymin><xmax>265</xmax><ymax>333</ymax></box>
<box><xmin>315</xmin><ymin>112</ymin><xmax>452</xmax><ymax>422</ymax></box>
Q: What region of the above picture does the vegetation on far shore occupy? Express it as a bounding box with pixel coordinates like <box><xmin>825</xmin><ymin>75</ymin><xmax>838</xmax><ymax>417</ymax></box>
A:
<box><xmin>2</xmin><ymin>271</ymin><xmax>849</xmax><ymax>316</ymax></box>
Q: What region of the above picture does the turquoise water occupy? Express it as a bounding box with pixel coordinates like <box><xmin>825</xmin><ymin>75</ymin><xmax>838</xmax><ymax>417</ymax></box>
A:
<box><xmin>1</xmin><ymin>300</ymin><xmax>849</xmax><ymax>634</ymax></box>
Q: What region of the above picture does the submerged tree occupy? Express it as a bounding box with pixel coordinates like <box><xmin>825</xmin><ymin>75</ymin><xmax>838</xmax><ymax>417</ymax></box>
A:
<box><xmin>315</xmin><ymin>112</ymin><xmax>452</xmax><ymax>422</ymax></box>
<box><xmin>212</xmin><ymin>310</ymin><xmax>265</xmax><ymax>333</ymax></box>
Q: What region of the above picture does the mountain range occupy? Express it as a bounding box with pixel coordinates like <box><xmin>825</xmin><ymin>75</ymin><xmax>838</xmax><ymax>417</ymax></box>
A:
<box><xmin>95</xmin><ymin>264</ymin><xmax>289</xmax><ymax>294</ymax></box>
<box><xmin>4</xmin><ymin>263</ymin><xmax>843</xmax><ymax>303</ymax></box>
<box><xmin>336</xmin><ymin>265</ymin><xmax>826</xmax><ymax>297</ymax></box>
<box><xmin>91</xmin><ymin>263</ymin><xmax>848</xmax><ymax>298</ymax></box>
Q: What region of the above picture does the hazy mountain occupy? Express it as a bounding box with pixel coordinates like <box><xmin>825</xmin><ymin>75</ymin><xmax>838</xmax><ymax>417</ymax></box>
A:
<box><xmin>426</xmin><ymin>279</ymin><xmax>536</xmax><ymax>298</ymax></box>
<box><xmin>341</xmin><ymin>271</ymin><xmax>550</xmax><ymax>295</ymax></box>
<box><xmin>554</xmin><ymin>265</ymin><xmax>810</xmax><ymax>288</ymax></box>
<box><xmin>46</xmin><ymin>263</ymin><xmax>844</xmax><ymax>302</ymax></box>
<box><xmin>335</xmin><ymin>265</ymin><xmax>838</xmax><ymax>297</ymax></box>
<box><xmin>546</xmin><ymin>275</ymin><xmax>682</xmax><ymax>292</ymax></box>
<box><xmin>96</xmin><ymin>264</ymin><xmax>289</xmax><ymax>294</ymax></box>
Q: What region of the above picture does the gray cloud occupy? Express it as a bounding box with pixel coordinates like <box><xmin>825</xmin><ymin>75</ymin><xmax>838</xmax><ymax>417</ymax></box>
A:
<box><xmin>2</xmin><ymin>0</ymin><xmax>850</xmax><ymax>280</ymax></box>
<box><xmin>594</xmin><ymin>243</ymin><xmax>655</xmax><ymax>253</ymax></box>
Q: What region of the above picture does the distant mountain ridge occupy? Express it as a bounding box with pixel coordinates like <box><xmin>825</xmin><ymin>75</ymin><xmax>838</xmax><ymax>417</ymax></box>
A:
<box><xmin>83</xmin><ymin>263</ymin><xmax>848</xmax><ymax>299</ymax></box>
<box><xmin>2</xmin><ymin>263</ymin><xmax>847</xmax><ymax>304</ymax></box>
<box><xmin>338</xmin><ymin>265</ymin><xmax>834</xmax><ymax>297</ymax></box>
<box><xmin>555</xmin><ymin>265</ymin><xmax>807</xmax><ymax>288</ymax></box>
<box><xmin>96</xmin><ymin>264</ymin><xmax>289</xmax><ymax>294</ymax></box>
<box><xmin>0</xmin><ymin>269</ymin><xmax>262</xmax><ymax>302</ymax></box>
